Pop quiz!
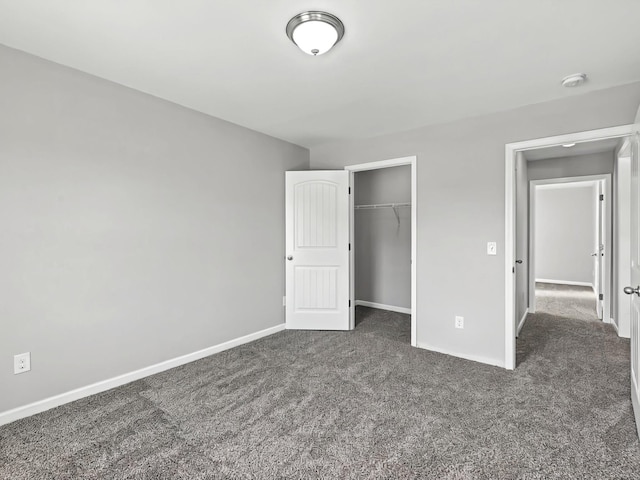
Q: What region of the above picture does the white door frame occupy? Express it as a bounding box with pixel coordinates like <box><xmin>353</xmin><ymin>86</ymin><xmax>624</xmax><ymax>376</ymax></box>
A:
<box><xmin>345</xmin><ymin>156</ymin><xmax>417</xmax><ymax>347</ymax></box>
<box><xmin>615</xmin><ymin>138</ymin><xmax>632</xmax><ymax>338</ymax></box>
<box><xmin>505</xmin><ymin>125</ymin><xmax>633</xmax><ymax>370</ymax></box>
<box><xmin>528</xmin><ymin>175</ymin><xmax>612</xmax><ymax>320</ymax></box>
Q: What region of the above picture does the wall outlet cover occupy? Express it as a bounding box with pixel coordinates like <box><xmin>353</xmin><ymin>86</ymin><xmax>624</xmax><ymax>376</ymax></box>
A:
<box><xmin>455</xmin><ymin>316</ymin><xmax>464</xmax><ymax>329</ymax></box>
<box><xmin>14</xmin><ymin>352</ymin><xmax>31</xmax><ymax>374</ymax></box>
<box><xmin>487</xmin><ymin>242</ymin><xmax>497</xmax><ymax>255</ymax></box>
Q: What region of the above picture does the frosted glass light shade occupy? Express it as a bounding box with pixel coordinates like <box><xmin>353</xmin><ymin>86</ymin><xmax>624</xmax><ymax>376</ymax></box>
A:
<box><xmin>286</xmin><ymin>11</ymin><xmax>345</xmax><ymax>56</ymax></box>
<box><xmin>292</xmin><ymin>21</ymin><xmax>338</xmax><ymax>56</ymax></box>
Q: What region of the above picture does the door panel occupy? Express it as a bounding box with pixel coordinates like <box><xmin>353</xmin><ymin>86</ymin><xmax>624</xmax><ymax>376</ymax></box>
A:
<box><xmin>285</xmin><ymin>171</ymin><xmax>350</xmax><ymax>330</ymax></box>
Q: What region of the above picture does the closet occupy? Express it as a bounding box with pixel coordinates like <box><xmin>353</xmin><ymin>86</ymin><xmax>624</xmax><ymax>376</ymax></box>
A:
<box><xmin>354</xmin><ymin>165</ymin><xmax>412</xmax><ymax>331</ymax></box>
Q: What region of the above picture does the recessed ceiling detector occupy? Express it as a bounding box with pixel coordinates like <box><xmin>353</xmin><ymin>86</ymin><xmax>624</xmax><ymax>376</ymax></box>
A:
<box><xmin>562</xmin><ymin>143</ymin><xmax>576</xmax><ymax>148</ymax></box>
<box><xmin>561</xmin><ymin>73</ymin><xmax>587</xmax><ymax>88</ymax></box>
<box><xmin>286</xmin><ymin>11</ymin><xmax>345</xmax><ymax>56</ymax></box>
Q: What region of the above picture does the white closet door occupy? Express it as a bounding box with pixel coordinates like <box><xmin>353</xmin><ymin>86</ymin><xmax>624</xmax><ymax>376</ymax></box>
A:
<box><xmin>285</xmin><ymin>171</ymin><xmax>350</xmax><ymax>330</ymax></box>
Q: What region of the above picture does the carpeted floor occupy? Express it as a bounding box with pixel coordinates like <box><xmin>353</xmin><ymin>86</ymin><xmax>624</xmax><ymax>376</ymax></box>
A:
<box><xmin>1</xmin><ymin>301</ymin><xmax>639</xmax><ymax>479</ymax></box>
<box><xmin>533</xmin><ymin>282</ymin><xmax>600</xmax><ymax>322</ymax></box>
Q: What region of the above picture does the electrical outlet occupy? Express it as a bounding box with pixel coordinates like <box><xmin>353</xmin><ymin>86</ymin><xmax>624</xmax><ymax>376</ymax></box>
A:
<box><xmin>487</xmin><ymin>242</ymin><xmax>497</xmax><ymax>255</ymax></box>
<box><xmin>14</xmin><ymin>352</ymin><xmax>31</xmax><ymax>374</ymax></box>
<box><xmin>455</xmin><ymin>316</ymin><xmax>464</xmax><ymax>329</ymax></box>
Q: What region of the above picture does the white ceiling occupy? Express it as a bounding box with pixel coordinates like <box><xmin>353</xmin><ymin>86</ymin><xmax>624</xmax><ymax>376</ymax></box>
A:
<box><xmin>524</xmin><ymin>137</ymin><xmax>622</xmax><ymax>161</ymax></box>
<box><xmin>1</xmin><ymin>1</ymin><xmax>639</xmax><ymax>148</ymax></box>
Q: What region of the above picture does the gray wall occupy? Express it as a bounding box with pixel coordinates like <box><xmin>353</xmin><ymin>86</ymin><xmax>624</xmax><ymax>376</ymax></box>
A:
<box><xmin>528</xmin><ymin>152</ymin><xmax>614</xmax><ymax>181</ymax></box>
<box><xmin>515</xmin><ymin>152</ymin><xmax>529</xmax><ymax>325</ymax></box>
<box><xmin>0</xmin><ymin>45</ymin><xmax>309</xmax><ymax>413</ymax></box>
<box><xmin>310</xmin><ymin>81</ymin><xmax>640</xmax><ymax>367</ymax></box>
<box><xmin>354</xmin><ymin>166</ymin><xmax>411</xmax><ymax>308</ymax></box>
<box><xmin>535</xmin><ymin>185</ymin><xmax>596</xmax><ymax>284</ymax></box>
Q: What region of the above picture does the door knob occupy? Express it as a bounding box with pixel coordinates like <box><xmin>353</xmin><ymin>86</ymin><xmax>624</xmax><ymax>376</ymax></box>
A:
<box><xmin>515</xmin><ymin>260</ymin><xmax>523</xmax><ymax>264</ymax></box>
<box><xmin>623</xmin><ymin>286</ymin><xmax>640</xmax><ymax>296</ymax></box>
<box><xmin>287</xmin><ymin>256</ymin><xmax>293</xmax><ymax>261</ymax></box>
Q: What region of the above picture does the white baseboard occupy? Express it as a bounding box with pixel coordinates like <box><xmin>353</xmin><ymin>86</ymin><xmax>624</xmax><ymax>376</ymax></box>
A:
<box><xmin>609</xmin><ymin>318</ymin><xmax>619</xmax><ymax>333</ymax></box>
<box><xmin>416</xmin><ymin>342</ymin><xmax>504</xmax><ymax>369</ymax></box>
<box><xmin>536</xmin><ymin>279</ymin><xmax>594</xmax><ymax>288</ymax></box>
<box><xmin>517</xmin><ymin>308</ymin><xmax>529</xmax><ymax>336</ymax></box>
<box><xmin>0</xmin><ymin>324</ymin><xmax>286</xmax><ymax>427</ymax></box>
<box><xmin>355</xmin><ymin>300</ymin><xmax>411</xmax><ymax>315</ymax></box>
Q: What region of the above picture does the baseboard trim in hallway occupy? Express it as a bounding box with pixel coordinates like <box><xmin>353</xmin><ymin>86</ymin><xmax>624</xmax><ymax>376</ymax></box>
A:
<box><xmin>610</xmin><ymin>318</ymin><xmax>620</xmax><ymax>334</ymax></box>
<box><xmin>536</xmin><ymin>278</ymin><xmax>594</xmax><ymax>289</ymax></box>
<box><xmin>0</xmin><ymin>324</ymin><xmax>286</xmax><ymax>427</ymax></box>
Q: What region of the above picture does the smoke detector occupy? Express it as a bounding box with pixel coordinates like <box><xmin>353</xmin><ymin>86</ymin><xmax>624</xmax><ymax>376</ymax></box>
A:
<box><xmin>561</xmin><ymin>73</ymin><xmax>587</xmax><ymax>88</ymax></box>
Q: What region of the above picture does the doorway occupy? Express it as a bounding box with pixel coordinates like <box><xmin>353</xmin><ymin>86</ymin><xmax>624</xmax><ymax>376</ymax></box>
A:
<box><xmin>528</xmin><ymin>176</ymin><xmax>611</xmax><ymax>321</ymax></box>
<box><xmin>345</xmin><ymin>156</ymin><xmax>417</xmax><ymax>346</ymax></box>
<box><xmin>505</xmin><ymin>125</ymin><xmax>635</xmax><ymax>369</ymax></box>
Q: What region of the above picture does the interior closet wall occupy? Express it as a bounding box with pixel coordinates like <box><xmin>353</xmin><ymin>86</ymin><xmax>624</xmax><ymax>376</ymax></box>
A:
<box><xmin>355</xmin><ymin>166</ymin><xmax>411</xmax><ymax>309</ymax></box>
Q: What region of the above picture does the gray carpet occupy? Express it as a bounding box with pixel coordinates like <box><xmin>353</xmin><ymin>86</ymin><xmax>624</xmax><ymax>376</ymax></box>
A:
<box><xmin>533</xmin><ymin>282</ymin><xmax>600</xmax><ymax>322</ymax></box>
<box><xmin>1</xmin><ymin>302</ymin><xmax>639</xmax><ymax>479</ymax></box>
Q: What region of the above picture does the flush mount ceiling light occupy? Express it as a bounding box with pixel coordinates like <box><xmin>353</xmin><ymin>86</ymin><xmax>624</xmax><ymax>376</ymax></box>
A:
<box><xmin>286</xmin><ymin>11</ymin><xmax>345</xmax><ymax>56</ymax></box>
<box><xmin>561</xmin><ymin>73</ymin><xmax>587</xmax><ymax>88</ymax></box>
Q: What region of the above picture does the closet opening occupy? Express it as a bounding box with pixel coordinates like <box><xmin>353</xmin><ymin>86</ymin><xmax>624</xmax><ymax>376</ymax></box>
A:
<box><xmin>345</xmin><ymin>157</ymin><xmax>417</xmax><ymax>347</ymax></box>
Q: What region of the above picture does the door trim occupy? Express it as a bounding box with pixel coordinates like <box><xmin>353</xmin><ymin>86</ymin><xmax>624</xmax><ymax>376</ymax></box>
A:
<box><xmin>615</xmin><ymin>138</ymin><xmax>632</xmax><ymax>338</ymax></box>
<box><xmin>528</xmin><ymin>175</ymin><xmax>611</xmax><ymax>320</ymax></box>
<box><xmin>345</xmin><ymin>156</ymin><xmax>417</xmax><ymax>347</ymax></box>
<box><xmin>505</xmin><ymin>125</ymin><xmax>634</xmax><ymax>370</ymax></box>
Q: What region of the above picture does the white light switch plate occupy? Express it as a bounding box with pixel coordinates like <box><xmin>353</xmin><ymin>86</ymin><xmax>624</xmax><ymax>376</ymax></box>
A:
<box><xmin>487</xmin><ymin>242</ymin><xmax>497</xmax><ymax>255</ymax></box>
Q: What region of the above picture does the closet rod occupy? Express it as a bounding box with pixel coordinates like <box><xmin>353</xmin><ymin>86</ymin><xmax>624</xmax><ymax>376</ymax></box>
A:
<box><xmin>354</xmin><ymin>202</ymin><xmax>411</xmax><ymax>209</ymax></box>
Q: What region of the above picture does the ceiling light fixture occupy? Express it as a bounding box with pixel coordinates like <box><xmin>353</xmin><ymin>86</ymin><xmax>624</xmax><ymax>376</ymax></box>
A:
<box><xmin>562</xmin><ymin>143</ymin><xmax>576</xmax><ymax>148</ymax></box>
<box><xmin>561</xmin><ymin>73</ymin><xmax>587</xmax><ymax>88</ymax></box>
<box><xmin>286</xmin><ymin>11</ymin><xmax>345</xmax><ymax>56</ymax></box>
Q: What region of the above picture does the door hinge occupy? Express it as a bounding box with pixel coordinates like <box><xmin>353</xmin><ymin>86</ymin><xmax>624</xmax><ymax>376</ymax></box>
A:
<box><xmin>348</xmin><ymin>243</ymin><xmax>351</xmax><ymax>251</ymax></box>
<box><xmin>348</xmin><ymin>187</ymin><xmax>351</xmax><ymax>194</ymax></box>
<box><xmin>349</xmin><ymin>300</ymin><xmax>352</xmax><ymax>307</ymax></box>
<box><xmin>600</xmin><ymin>194</ymin><xmax>604</xmax><ymax>201</ymax></box>
<box><xmin>599</xmin><ymin>293</ymin><xmax>604</xmax><ymax>300</ymax></box>
<box><xmin>512</xmin><ymin>267</ymin><xmax>515</xmax><ymax>273</ymax></box>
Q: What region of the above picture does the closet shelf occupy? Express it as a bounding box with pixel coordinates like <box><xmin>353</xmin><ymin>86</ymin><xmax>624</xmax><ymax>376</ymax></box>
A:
<box><xmin>355</xmin><ymin>202</ymin><xmax>411</xmax><ymax>226</ymax></box>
